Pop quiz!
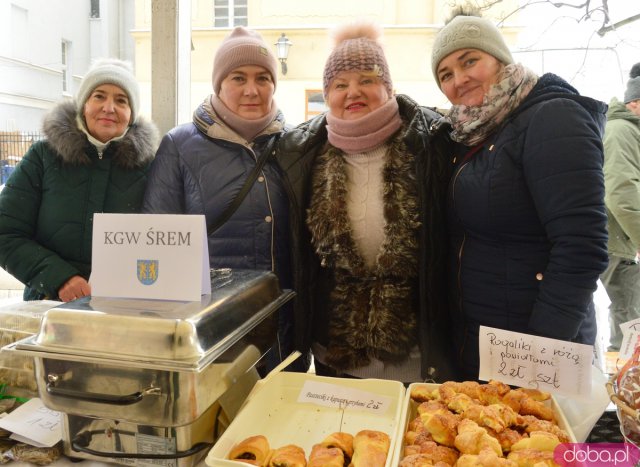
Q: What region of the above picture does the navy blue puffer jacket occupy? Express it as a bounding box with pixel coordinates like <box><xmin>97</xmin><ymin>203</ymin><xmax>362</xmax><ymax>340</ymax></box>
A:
<box><xmin>447</xmin><ymin>74</ymin><xmax>609</xmax><ymax>380</ymax></box>
<box><xmin>142</xmin><ymin>99</ymin><xmax>291</xmax><ymax>287</ymax></box>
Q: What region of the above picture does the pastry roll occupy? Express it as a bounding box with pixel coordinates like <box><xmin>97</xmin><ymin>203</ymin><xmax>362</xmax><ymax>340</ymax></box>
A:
<box><xmin>319</xmin><ymin>432</ymin><xmax>354</xmax><ymax>461</ymax></box>
<box><xmin>308</xmin><ymin>444</ymin><xmax>344</xmax><ymax>467</ymax></box>
<box><xmin>228</xmin><ymin>435</ymin><xmax>271</xmax><ymax>466</ymax></box>
<box><xmin>268</xmin><ymin>444</ymin><xmax>306</xmax><ymax>467</ymax></box>
<box><xmin>349</xmin><ymin>430</ymin><xmax>390</xmax><ymax>467</ymax></box>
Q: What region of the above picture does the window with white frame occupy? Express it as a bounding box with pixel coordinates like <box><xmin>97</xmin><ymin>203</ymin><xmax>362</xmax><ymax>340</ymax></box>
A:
<box><xmin>61</xmin><ymin>40</ymin><xmax>71</xmax><ymax>94</ymax></box>
<box><xmin>214</xmin><ymin>0</ymin><xmax>247</xmax><ymax>28</ymax></box>
<box><xmin>90</xmin><ymin>0</ymin><xmax>100</xmax><ymax>18</ymax></box>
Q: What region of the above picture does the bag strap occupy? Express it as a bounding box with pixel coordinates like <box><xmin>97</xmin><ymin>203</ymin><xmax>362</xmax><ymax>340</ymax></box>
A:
<box><xmin>207</xmin><ymin>137</ymin><xmax>278</xmax><ymax>236</ymax></box>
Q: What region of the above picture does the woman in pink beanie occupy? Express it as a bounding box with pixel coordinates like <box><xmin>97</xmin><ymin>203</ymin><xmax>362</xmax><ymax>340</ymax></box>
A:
<box><xmin>278</xmin><ymin>21</ymin><xmax>456</xmax><ymax>383</ymax></box>
<box><xmin>143</xmin><ymin>27</ymin><xmax>308</xmax><ymax>373</ymax></box>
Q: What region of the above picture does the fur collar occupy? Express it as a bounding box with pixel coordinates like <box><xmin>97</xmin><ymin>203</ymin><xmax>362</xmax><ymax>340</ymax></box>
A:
<box><xmin>42</xmin><ymin>100</ymin><xmax>159</xmax><ymax>169</ymax></box>
<box><xmin>307</xmin><ymin>129</ymin><xmax>420</xmax><ymax>371</ymax></box>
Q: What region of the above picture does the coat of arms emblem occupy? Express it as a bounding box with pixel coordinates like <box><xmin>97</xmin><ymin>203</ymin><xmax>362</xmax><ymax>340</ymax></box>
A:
<box><xmin>137</xmin><ymin>260</ymin><xmax>159</xmax><ymax>285</ymax></box>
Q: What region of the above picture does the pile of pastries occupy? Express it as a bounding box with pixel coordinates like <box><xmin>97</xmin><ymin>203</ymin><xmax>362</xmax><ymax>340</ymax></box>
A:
<box><xmin>399</xmin><ymin>380</ymin><xmax>570</xmax><ymax>467</ymax></box>
<box><xmin>227</xmin><ymin>430</ymin><xmax>390</xmax><ymax>466</ymax></box>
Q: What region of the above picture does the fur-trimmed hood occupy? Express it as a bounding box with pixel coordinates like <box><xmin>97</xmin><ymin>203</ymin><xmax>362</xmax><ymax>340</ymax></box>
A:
<box><xmin>42</xmin><ymin>100</ymin><xmax>159</xmax><ymax>170</ymax></box>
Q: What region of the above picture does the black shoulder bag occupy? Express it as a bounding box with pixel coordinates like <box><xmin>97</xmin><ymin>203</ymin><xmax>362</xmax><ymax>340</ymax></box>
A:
<box><xmin>206</xmin><ymin>137</ymin><xmax>278</xmax><ymax>236</ymax></box>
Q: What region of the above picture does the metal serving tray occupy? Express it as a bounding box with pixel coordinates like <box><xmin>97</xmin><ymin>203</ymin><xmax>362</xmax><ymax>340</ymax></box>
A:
<box><xmin>7</xmin><ymin>269</ymin><xmax>293</xmax><ymax>427</ymax></box>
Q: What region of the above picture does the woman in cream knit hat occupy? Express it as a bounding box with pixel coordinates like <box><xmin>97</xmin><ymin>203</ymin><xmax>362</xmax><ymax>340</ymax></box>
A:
<box><xmin>0</xmin><ymin>58</ymin><xmax>158</xmax><ymax>302</ymax></box>
<box><xmin>433</xmin><ymin>5</ymin><xmax>609</xmax><ymax>380</ymax></box>
<box><xmin>278</xmin><ymin>21</ymin><xmax>456</xmax><ymax>383</ymax></box>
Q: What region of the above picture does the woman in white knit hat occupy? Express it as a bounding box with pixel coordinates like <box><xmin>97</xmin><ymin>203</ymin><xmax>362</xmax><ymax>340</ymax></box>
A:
<box><xmin>0</xmin><ymin>58</ymin><xmax>158</xmax><ymax>302</ymax></box>
<box><xmin>432</xmin><ymin>4</ymin><xmax>609</xmax><ymax>380</ymax></box>
<box><xmin>142</xmin><ymin>26</ymin><xmax>309</xmax><ymax>373</ymax></box>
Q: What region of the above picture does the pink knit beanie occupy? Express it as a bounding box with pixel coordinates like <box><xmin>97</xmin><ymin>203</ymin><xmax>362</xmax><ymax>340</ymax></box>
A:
<box><xmin>212</xmin><ymin>26</ymin><xmax>278</xmax><ymax>94</ymax></box>
<box><xmin>323</xmin><ymin>22</ymin><xmax>393</xmax><ymax>98</ymax></box>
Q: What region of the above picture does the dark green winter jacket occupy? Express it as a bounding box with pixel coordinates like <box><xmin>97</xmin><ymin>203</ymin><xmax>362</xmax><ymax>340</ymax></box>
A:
<box><xmin>0</xmin><ymin>100</ymin><xmax>158</xmax><ymax>300</ymax></box>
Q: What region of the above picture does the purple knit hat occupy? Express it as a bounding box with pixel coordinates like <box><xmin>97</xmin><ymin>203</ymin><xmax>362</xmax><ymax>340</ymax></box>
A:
<box><xmin>212</xmin><ymin>26</ymin><xmax>278</xmax><ymax>94</ymax></box>
<box><xmin>323</xmin><ymin>22</ymin><xmax>393</xmax><ymax>98</ymax></box>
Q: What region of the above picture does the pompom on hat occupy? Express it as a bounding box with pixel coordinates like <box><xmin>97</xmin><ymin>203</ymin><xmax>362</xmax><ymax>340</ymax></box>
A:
<box><xmin>76</xmin><ymin>58</ymin><xmax>140</xmax><ymax>124</ymax></box>
<box><xmin>322</xmin><ymin>21</ymin><xmax>393</xmax><ymax>98</ymax></box>
<box><xmin>624</xmin><ymin>62</ymin><xmax>640</xmax><ymax>104</ymax></box>
<box><xmin>431</xmin><ymin>5</ymin><xmax>514</xmax><ymax>86</ymax></box>
<box><xmin>212</xmin><ymin>26</ymin><xmax>278</xmax><ymax>95</ymax></box>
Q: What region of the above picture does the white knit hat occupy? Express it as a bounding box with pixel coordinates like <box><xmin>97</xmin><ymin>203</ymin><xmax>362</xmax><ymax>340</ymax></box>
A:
<box><xmin>76</xmin><ymin>58</ymin><xmax>140</xmax><ymax>124</ymax></box>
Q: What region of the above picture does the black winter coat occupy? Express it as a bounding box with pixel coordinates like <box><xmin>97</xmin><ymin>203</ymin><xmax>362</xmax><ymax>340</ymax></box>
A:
<box><xmin>277</xmin><ymin>94</ymin><xmax>457</xmax><ymax>381</ymax></box>
<box><xmin>447</xmin><ymin>73</ymin><xmax>609</xmax><ymax>380</ymax></box>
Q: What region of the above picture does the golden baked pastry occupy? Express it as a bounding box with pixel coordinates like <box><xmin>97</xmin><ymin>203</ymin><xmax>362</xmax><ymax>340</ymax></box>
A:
<box><xmin>397</xmin><ymin>453</ymin><xmax>442</xmax><ymax>466</ymax></box>
<box><xmin>400</xmin><ymin>380</ymin><xmax>567</xmax><ymax>467</ymax></box>
<box><xmin>485</xmin><ymin>427</ymin><xmax>526</xmax><ymax>453</ymax></box>
<box><xmin>509</xmin><ymin>431</ymin><xmax>560</xmax><ymax>453</ymax></box>
<box><xmin>518</xmin><ymin>415</ymin><xmax>570</xmax><ymax>443</ymax></box>
<box><xmin>319</xmin><ymin>431</ymin><xmax>354</xmax><ymax>461</ymax></box>
<box><xmin>308</xmin><ymin>444</ymin><xmax>344</xmax><ymax>467</ymax></box>
<box><xmin>268</xmin><ymin>444</ymin><xmax>306</xmax><ymax>467</ymax></box>
<box><xmin>454</xmin><ymin>419</ymin><xmax>502</xmax><ymax>457</ymax></box>
<box><xmin>228</xmin><ymin>435</ymin><xmax>272</xmax><ymax>466</ymax></box>
<box><xmin>507</xmin><ymin>448</ymin><xmax>557</xmax><ymax>466</ymax></box>
<box><xmin>456</xmin><ymin>447</ymin><xmax>518</xmax><ymax>467</ymax></box>
<box><xmin>350</xmin><ymin>430</ymin><xmax>390</xmax><ymax>467</ymax></box>
<box><xmin>410</xmin><ymin>440</ymin><xmax>459</xmax><ymax>465</ymax></box>
<box><xmin>419</xmin><ymin>403</ymin><xmax>460</xmax><ymax>447</ymax></box>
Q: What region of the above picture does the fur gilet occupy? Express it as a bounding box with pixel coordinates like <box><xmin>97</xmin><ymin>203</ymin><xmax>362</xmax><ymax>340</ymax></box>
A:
<box><xmin>306</xmin><ymin>130</ymin><xmax>420</xmax><ymax>371</ymax></box>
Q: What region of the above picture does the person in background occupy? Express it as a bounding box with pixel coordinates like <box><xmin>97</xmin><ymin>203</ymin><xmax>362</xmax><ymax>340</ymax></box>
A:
<box><xmin>0</xmin><ymin>59</ymin><xmax>158</xmax><ymax>302</ymax></box>
<box><xmin>278</xmin><ymin>21</ymin><xmax>455</xmax><ymax>383</ymax></box>
<box><xmin>142</xmin><ymin>26</ymin><xmax>307</xmax><ymax>373</ymax></box>
<box><xmin>432</xmin><ymin>5</ymin><xmax>609</xmax><ymax>380</ymax></box>
<box><xmin>600</xmin><ymin>63</ymin><xmax>640</xmax><ymax>351</ymax></box>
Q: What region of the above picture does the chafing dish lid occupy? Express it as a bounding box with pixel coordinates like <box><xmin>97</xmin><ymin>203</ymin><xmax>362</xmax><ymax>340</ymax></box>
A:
<box><xmin>17</xmin><ymin>269</ymin><xmax>290</xmax><ymax>369</ymax></box>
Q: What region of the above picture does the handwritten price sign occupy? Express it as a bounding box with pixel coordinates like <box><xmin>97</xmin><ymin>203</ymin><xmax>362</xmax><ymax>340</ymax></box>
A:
<box><xmin>478</xmin><ymin>326</ymin><xmax>592</xmax><ymax>397</ymax></box>
<box><xmin>0</xmin><ymin>398</ymin><xmax>62</xmax><ymax>447</ymax></box>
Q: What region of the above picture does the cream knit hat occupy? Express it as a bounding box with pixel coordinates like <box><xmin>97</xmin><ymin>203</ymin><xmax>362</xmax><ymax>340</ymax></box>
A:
<box><xmin>431</xmin><ymin>8</ymin><xmax>514</xmax><ymax>86</ymax></box>
<box><xmin>212</xmin><ymin>26</ymin><xmax>278</xmax><ymax>95</ymax></box>
<box><xmin>76</xmin><ymin>58</ymin><xmax>139</xmax><ymax>124</ymax></box>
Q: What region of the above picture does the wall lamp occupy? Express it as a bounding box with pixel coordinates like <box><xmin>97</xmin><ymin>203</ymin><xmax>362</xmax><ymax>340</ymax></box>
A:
<box><xmin>274</xmin><ymin>32</ymin><xmax>293</xmax><ymax>75</ymax></box>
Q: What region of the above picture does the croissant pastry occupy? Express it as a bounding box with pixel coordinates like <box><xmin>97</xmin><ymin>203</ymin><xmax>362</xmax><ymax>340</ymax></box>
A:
<box><xmin>319</xmin><ymin>432</ymin><xmax>354</xmax><ymax>461</ymax></box>
<box><xmin>349</xmin><ymin>430</ymin><xmax>390</xmax><ymax>467</ymax></box>
<box><xmin>308</xmin><ymin>444</ymin><xmax>344</xmax><ymax>467</ymax></box>
<box><xmin>268</xmin><ymin>444</ymin><xmax>306</xmax><ymax>467</ymax></box>
<box><xmin>228</xmin><ymin>435</ymin><xmax>272</xmax><ymax>466</ymax></box>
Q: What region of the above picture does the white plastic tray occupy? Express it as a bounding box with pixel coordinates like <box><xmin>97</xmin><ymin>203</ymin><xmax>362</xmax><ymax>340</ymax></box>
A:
<box><xmin>206</xmin><ymin>372</ymin><xmax>405</xmax><ymax>467</ymax></box>
<box><xmin>390</xmin><ymin>382</ymin><xmax>577</xmax><ymax>465</ymax></box>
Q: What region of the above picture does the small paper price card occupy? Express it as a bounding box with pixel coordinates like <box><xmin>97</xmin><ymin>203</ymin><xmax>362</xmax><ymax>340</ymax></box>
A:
<box><xmin>0</xmin><ymin>398</ymin><xmax>62</xmax><ymax>448</ymax></box>
<box><xmin>298</xmin><ymin>380</ymin><xmax>393</xmax><ymax>414</ymax></box>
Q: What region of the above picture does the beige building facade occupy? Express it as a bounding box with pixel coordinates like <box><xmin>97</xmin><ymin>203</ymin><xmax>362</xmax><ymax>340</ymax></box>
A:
<box><xmin>133</xmin><ymin>0</ymin><xmax>520</xmax><ymax>127</ymax></box>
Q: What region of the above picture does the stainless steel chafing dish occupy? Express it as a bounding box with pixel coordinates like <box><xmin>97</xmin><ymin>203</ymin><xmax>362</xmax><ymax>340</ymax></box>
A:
<box><xmin>6</xmin><ymin>269</ymin><xmax>293</xmax><ymax>466</ymax></box>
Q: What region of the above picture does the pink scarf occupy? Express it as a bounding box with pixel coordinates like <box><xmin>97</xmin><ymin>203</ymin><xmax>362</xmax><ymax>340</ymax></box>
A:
<box><xmin>210</xmin><ymin>94</ymin><xmax>278</xmax><ymax>143</ymax></box>
<box><xmin>326</xmin><ymin>98</ymin><xmax>403</xmax><ymax>154</ymax></box>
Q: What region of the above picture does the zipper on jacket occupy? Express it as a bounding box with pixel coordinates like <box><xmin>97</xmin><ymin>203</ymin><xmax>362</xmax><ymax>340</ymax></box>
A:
<box><xmin>248</xmin><ymin>145</ymin><xmax>277</xmax><ymax>272</ymax></box>
<box><xmin>97</xmin><ymin>149</ymin><xmax>103</xmax><ymax>160</ymax></box>
<box><xmin>451</xmin><ymin>160</ymin><xmax>469</xmax><ymax>364</ymax></box>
